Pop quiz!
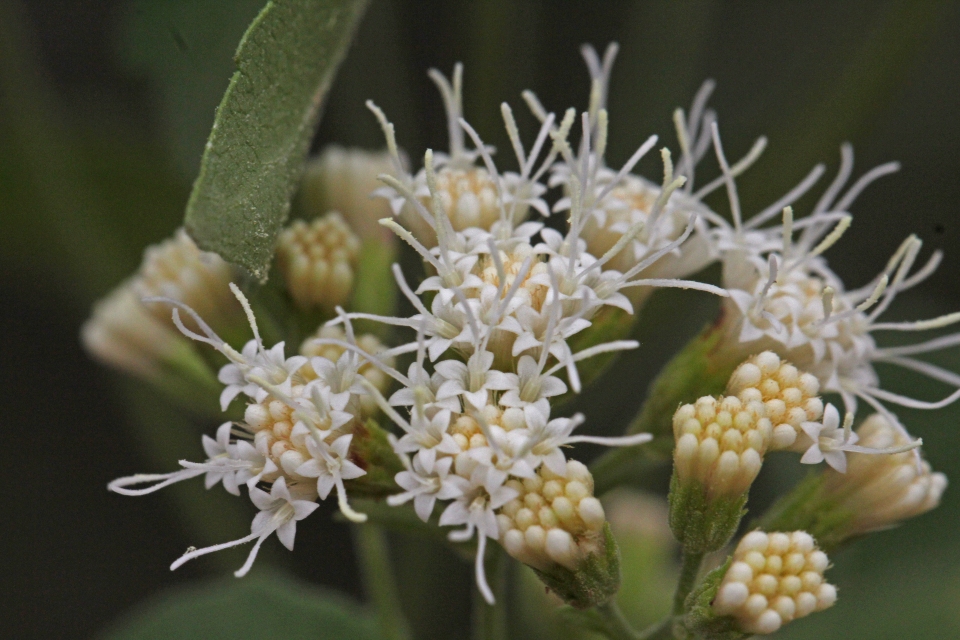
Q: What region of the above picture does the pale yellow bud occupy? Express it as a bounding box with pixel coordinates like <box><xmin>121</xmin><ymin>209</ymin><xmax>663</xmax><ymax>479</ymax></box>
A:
<box><xmin>727</xmin><ymin>351</ymin><xmax>823</xmax><ymax>451</ymax></box>
<box><xmin>276</xmin><ymin>213</ymin><xmax>361</xmax><ymax>311</ymax></box>
<box><xmin>823</xmin><ymin>414</ymin><xmax>947</xmax><ymax>534</ymax></box>
<box><xmin>301</xmin><ymin>146</ymin><xmax>395</xmax><ymax>245</ymax></box>
<box><xmin>81</xmin><ymin>279</ymin><xmax>190</xmax><ymax>379</ymax></box>
<box><xmin>672</xmin><ymin>395</ymin><xmax>771</xmax><ymax>497</ymax></box>
<box><xmin>714</xmin><ymin>530</ymin><xmax>835</xmax><ymax>634</ymax></box>
<box><xmin>496</xmin><ymin>460</ymin><xmax>606</xmax><ymax>571</ymax></box>
<box><xmin>134</xmin><ymin>228</ymin><xmax>240</xmax><ymax>332</ymax></box>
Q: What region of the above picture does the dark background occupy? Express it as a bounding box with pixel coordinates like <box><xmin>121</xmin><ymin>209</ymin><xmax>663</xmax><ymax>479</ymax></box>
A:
<box><xmin>2</xmin><ymin>1</ymin><xmax>959</xmax><ymax>638</ymax></box>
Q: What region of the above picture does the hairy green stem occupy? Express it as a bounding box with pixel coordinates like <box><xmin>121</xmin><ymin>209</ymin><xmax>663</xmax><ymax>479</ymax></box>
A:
<box><xmin>672</xmin><ymin>551</ymin><xmax>705</xmax><ymax>616</ymax></box>
<box><xmin>595</xmin><ymin>600</ymin><xmax>641</xmax><ymax>640</ymax></box>
<box><xmin>637</xmin><ymin>618</ymin><xmax>676</xmax><ymax>640</ymax></box>
<box><xmin>472</xmin><ymin>548</ymin><xmax>509</xmax><ymax>640</ymax></box>
<box><xmin>354</xmin><ymin>524</ymin><xmax>412</xmax><ymax>640</ymax></box>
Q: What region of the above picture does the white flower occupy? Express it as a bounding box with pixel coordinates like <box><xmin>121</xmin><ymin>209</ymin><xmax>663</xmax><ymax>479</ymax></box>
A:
<box><xmin>148</xmin><ymin>282</ymin><xmax>307</xmax><ymax>410</ymax></box>
<box><xmin>170</xmin><ymin>477</ymin><xmax>319</xmax><ymax>577</ymax></box>
<box><xmin>296</xmin><ymin>433</ymin><xmax>367</xmax><ymax>522</ymax></box>
<box><xmin>387</xmin><ymin>453</ymin><xmax>469</xmax><ymax>522</ymax></box>
<box><xmin>435</xmin><ymin>349</ymin><xmax>513</xmax><ymax>410</ymax></box>
<box><xmin>800</xmin><ymin>404</ymin><xmax>920</xmax><ymax>473</ymax></box>
<box><xmin>497</xmin><ymin>355</ymin><xmax>567</xmax><ymax>412</ymax></box>
<box><xmin>439</xmin><ymin>465</ymin><xmax>519</xmax><ymax>604</ymax></box>
<box><xmin>108</xmin><ymin>422</ymin><xmax>275</xmax><ymax>497</ymax></box>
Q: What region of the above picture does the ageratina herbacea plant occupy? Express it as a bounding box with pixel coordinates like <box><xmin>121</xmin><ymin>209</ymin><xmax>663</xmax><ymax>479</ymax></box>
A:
<box><xmin>85</xmin><ymin>44</ymin><xmax>954</xmax><ymax>639</ymax></box>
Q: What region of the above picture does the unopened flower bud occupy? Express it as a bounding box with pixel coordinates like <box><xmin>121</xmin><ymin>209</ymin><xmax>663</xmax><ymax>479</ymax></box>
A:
<box><xmin>765</xmin><ymin>414</ymin><xmax>946</xmax><ymax>550</ymax></box>
<box><xmin>672</xmin><ymin>395</ymin><xmax>771</xmax><ymax>498</ymax></box>
<box><xmin>498</xmin><ymin>460</ymin><xmax>619</xmax><ymax>608</ymax></box>
<box><xmin>132</xmin><ymin>228</ymin><xmax>241</xmax><ymax>335</ymax></box>
<box><xmin>275</xmin><ymin>212</ymin><xmax>361</xmax><ymax>311</ymax></box>
<box><xmin>727</xmin><ymin>351</ymin><xmax>824</xmax><ymax>450</ymax></box>
<box><xmin>710</xmin><ymin>531</ymin><xmax>836</xmax><ymax>635</ymax></box>
<box><xmin>298</xmin><ymin>146</ymin><xmax>396</xmax><ymax>245</ymax></box>
<box><xmin>669</xmin><ymin>395</ymin><xmax>771</xmax><ymax>552</ymax></box>
<box><xmin>82</xmin><ymin>279</ymin><xmax>193</xmax><ymax>379</ymax></box>
<box><xmin>824</xmin><ymin>414</ymin><xmax>946</xmax><ymax>534</ymax></box>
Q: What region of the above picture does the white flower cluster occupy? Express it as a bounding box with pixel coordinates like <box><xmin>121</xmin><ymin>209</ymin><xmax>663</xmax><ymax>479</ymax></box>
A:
<box><xmin>109</xmin><ymin>282</ymin><xmax>400</xmax><ymax>575</ymax></box>
<box><xmin>713</xmin><ymin>530</ymin><xmax>836</xmax><ymax>635</ymax></box>
<box><xmin>107</xmin><ymin>53</ymin><xmax>734</xmax><ymax>596</ymax></box>
<box><xmin>346</xmin><ymin>57</ymin><xmax>745</xmax><ymax>602</ymax></box>
<box><xmin>552</xmin><ymin>46</ymin><xmax>960</xmax><ymax>464</ymax></box>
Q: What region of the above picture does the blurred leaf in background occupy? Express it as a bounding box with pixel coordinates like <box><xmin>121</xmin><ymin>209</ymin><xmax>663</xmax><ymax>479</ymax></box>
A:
<box><xmin>101</xmin><ymin>571</ymin><xmax>379</xmax><ymax>640</ymax></box>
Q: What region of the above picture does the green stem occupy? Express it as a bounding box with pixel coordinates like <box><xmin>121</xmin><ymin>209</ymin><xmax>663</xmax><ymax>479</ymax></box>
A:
<box><xmin>636</xmin><ymin>618</ymin><xmax>676</xmax><ymax>640</ymax></box>
<box><xmin>672</xmin><ymin>551</ymin><xmax>705</xmax><ymax>616</ymax></box>
<box><xmin>471</xmin><ymin>547</ymin><xmax>509</xmax><ymax>640</ymax></box>
<box><xmin>354</xmin><ymin>524</ymin><xmax>412</xmax><ymax>640</ymax></box>
<box><xmin>595</xmin><ymin>600</ymin><xmax>640</xmax><ymax>640</ymax></box>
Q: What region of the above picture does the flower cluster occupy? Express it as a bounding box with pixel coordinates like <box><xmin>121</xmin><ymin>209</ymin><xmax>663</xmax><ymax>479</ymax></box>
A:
<box><xmin>496</xmin><ymin>459</ymin><xmax>606</xmax><ymax>571</ymax></box>
<box><xmin>712</xmin><ymin>530</ymin><xmax>836</xmax><ymax>635</ymax></box>
<box><xmin>672</xmin><ymin>395</ymin><xmax>770</xmax><ymax>499</ymax></box>
<box><xmin>275</xmin><ymin>212</ymin><xmax>361</xmax><ymax>311</ymax></box>
<box><xmin>726</xmin><ymin>351</ymin><xmax>824</xmax><ymax>451</ymax></box>
<box><xmin>82</xmin><ymin>228</ymin><xmax>240</xmax><ymax>380</ymax></box>
<box><xmin>107</xmin><ymin>277</ymin><xmax>406</xmax><ymax>573</ymax></box>
<box><xmin>93</xmin><ymin>41</ymin><xmax>954</xmax><ymax>634</ymax></box>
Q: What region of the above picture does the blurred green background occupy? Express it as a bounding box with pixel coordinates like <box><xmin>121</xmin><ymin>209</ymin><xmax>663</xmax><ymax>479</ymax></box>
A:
<box><xmin>2</xmin><ymin>1</ymin><xmax>960</xmax><ymax>638</ymax></box>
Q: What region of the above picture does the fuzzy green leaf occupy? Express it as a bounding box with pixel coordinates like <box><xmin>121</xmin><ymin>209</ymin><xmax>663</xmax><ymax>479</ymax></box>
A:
<box><xmin>184</xmin><ymin>0</ymin><xmax>369</xmax><ymax>280</ymax></box>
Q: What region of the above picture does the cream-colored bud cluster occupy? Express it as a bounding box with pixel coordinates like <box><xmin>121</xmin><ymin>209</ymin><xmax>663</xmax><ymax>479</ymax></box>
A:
<box><xmin>415</xmin><ymin>167</ymin><xmax>503</xmax><ymax>235</ymax></box>
<box><xmin>726</xmin><ymin>351</ymin><xmax>824</xmax><ymax>451</ymax></box>
<box><xmin>81</xmin><ymin>280</ymin><xmax>190</xmax><ymax>379</ymax></box>
<box><xmin>135</xmin><ymin>228</ymin><xmax>238</xmax><ymax>328</ymax></box>
<box><xmin>243</xmin><ymin>383</ymin><xmax>355</xmax><ymax>490</ymax></box>
<box><xmin>82</xmin><ymin>229</ymin><xmax>238</xmax><ymax>378</ymax></box>
<box><xmin>823</xmin><ymin>414</ymin><xmax>947</xmax><ymax>535</ymax></box>
<box><xmin>496</xmin><ymin>460</ymin><xmax>606</xmax><ymax>571</ymax></box>
<box><xmin>301</xmin><ymin>146</ymin><xmax>395</xmax><ymax>244</ymax></box>
<box><xmin>275</xmin><ymin>212</ymin><xmax>361</xmax><ymax>311</ymax></box>
<box><xmin>299</xmin><ymin>325</ymin><xmax>395</xmax><ymax>417</ymax></box>
<box><xmin>713</xmin><ymin>531</ymin><xmax>836</xmax><ymax>635</ymax></box>
<box><xmin>673</xmin><ymin>395</ymin><xmax>772</xmax><ymax>498</ymax></box>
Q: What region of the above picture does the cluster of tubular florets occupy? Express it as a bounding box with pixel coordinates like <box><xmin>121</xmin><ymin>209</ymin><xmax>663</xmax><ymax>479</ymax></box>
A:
<box><xmin>822</xmin><ymin>413</ymin><xmax>947</xmax><ymax>534</ymax></box>
<box><xmin>673</xmin><ymin>395</ymin><xmax>771</xmax><ymax>498</ymax></box>
<box><xmin>275</xmin><ymin>212</ymin><xmax>361</xmax><ymax>311</ymax></box>
<box><xmin>713</xmin><ymin>530</ymin><xmax>836</xmax><ymax>635</ymax></box>
<box><xmin>496</xmin><ymin>460</ymin><xmax>606</xmax><ymax>571</ymax></box>
<box><xmin>81</xmin><ymin>228</ymin><xmax>239</xmax><ymax>378</ymax></box>
<box><xmin>726</xmin><ymin>351</ymin><xmax>824</xmax><ymax>451</ymax></box>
